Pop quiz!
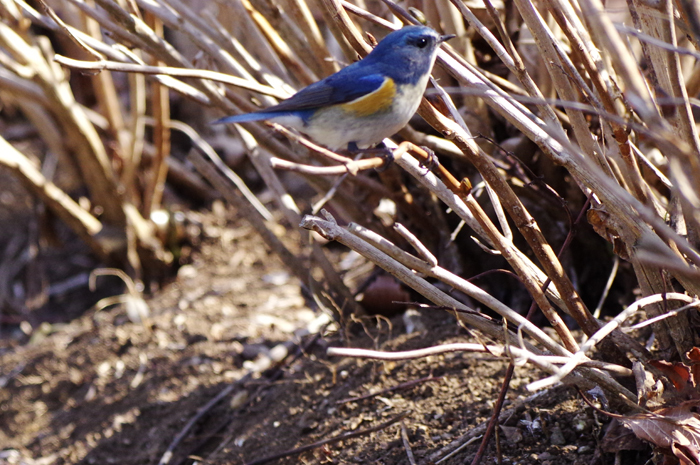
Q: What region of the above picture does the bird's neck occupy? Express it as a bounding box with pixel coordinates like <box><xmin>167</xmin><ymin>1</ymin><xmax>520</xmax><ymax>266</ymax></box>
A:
<box><xmin>380</xmin><ymin>54</ymin><xmax>435</xmax><ymax>85</ymax></box>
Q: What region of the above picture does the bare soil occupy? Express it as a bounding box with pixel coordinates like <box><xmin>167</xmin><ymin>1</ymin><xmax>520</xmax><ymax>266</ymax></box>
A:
<box><xmin>0</xmin><ymin>207</ymin><xmax>649</xmax><ymax>465</ymax></box>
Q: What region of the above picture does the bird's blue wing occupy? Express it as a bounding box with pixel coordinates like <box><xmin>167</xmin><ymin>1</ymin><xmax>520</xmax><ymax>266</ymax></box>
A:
<box><xmin>213</xmin><ymin>65</ymin><xmax>390</xmax><ymax>125</ymax></box>
<box><xmin>267</xmin><ymin>70</ymin><xmax>389</xmax><ymax>112</ymax></box>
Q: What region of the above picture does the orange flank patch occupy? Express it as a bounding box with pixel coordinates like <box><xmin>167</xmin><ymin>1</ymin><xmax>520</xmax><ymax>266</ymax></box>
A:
<box><xmin>341</xmin><ymin>78</ymin><xmax>396</xmax><ymax>116</ymax></box>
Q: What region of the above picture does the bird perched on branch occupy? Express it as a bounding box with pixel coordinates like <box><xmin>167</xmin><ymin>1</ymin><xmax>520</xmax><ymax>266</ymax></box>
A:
<box><xmin>214</xmin><ymin>26</ymin><xmax>454</xmax><ymax>151</ymax></box>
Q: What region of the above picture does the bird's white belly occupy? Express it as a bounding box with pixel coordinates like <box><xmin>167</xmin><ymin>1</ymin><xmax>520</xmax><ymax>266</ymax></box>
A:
<box><xmin>271</xmin><ymin>80</ymin><xmax>428</xmax><ymax>150</ymax></box>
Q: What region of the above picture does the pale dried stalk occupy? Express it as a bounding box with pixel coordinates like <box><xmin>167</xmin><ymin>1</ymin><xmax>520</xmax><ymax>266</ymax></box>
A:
<box><xmin>630</xmin><ymin>0</ymin><xmax>700</xmax><ymax>254</ymax></box>
<box><xmin>303</xmin><ymin>211</ymin><xmax>541</xmax><ymax>353</ymax></box>
<box><xmin>10</xmin><ymin>99</ymin><xmax>67</xmax><ymax>163</ymax></box>
<box><xmin>348</xmin><ymin>222</ymin><xmax>569</xmax><ymax>355</ymax></box>
<box><xmin>502</xmin><ymin>0</ymin><xmax>699</xmax><ymax>358</ymax></box>
<box><xmin>506</xmin><ymin>0</ymin><xmax>696</xmax><ymax>341</ymax></box>
<box><xmin>434</xmin><ymin>40</ymin><xmax>700</xmax><ymax>292</ymax></box>
<box><xmin>237</xmin><ymin>129</ymin><xmax>298</xmax><ymax>224</ymax></box>
<box><xmin>408</xmin><ymin>96</ymin><xmax>594</xmax><ymax>343</ymax></box>
<box><xmin>393</xmin><ymin>223</ymin><xmax>438</xmax><ymax>267</ymax></box>
<box><xmin>317</xmin><ymin>0</ymin><xmax>372</xmax><ymax>60</ymax></box>
<box><xmin>201</xmin><ymin>9</ymin><xmax>292</xmax><ymax>94</ymax></box>
<box><xmin>142</xmin><ymin>11</ymin><xmax>170</xmax><ymax>217</ymax></box>
<box><xmin>565</xmin><ymin>0</ymin><xmax>700</xmax><ymax>356</ymax></box>
<box><xmin>244</xmin><ymin>0</ymin><xmax>319</xmax><ymax>85</ymax></box>
<box><xmin>161</xmin><ymin>119</ymin><xmax>271</xmax><ymax>220</ymax></box>
<box><xmin>576</xmin><ymin>0</ymin><xmax>658</xmax><ymax>120</ymax></box>
<box><xmin>448</xmin><ymin>0</ymin><xmax>563</xmax><ymax>131</ymax></box>
<box><xmin>233</xmin><ymin>127</ymin><xmax>362</xmax><ymax>316</ymax></box>
<box><xmin>545</xmin><ymin>0</ymin><xmax>632</xmax><ymax>184</ymax></box>
<box><xmin>0</xmin><ymin>136</ymin><xmax>108</xmax><ymax>259</ymax></box>
<box><xmin>186</xmin><ymin>0</ymin><xmax>293</xmax><ymax>104</ymax></box>
<box><xmin>328</xmin><ymin>343</ymin><xmax>632</xmax><ymax>376</ymax></box>
<box><xmin>16</xmin><ymin>0</ymin><xmax>125</xmax><ymax>59</ymax></box>
<box><xmin>123</xmin><ymin>54</ymin><xmax>146</xmax><ymax>200</ymax></box>
<box><xmin>512</xmin><ymin>0</ymin><xmax>612</xmax><ymax>180</ymax></box>
<box><xmin>53</xmin><ymin>55</ymin><xmax>284</xmax><ymax>100</ymax></box>
<box><xmin>78</xmin><ymin>0</ymin><xmax>132</xmax><ymax>163</ymax></box>
<box><xmin>40</xmin><ymin>0</ymin><xmax>131</xmax><ymax>165</ymax></box>
<box><xmin>281</xmin><ymin>0</ymin><xmax>338</xmax><ymax>76</ymax></box>
<box><xmin>188</xmin><ymin>152</ymin><xmax>346</xmax><ymax>321</ymax></box>
<box><xmin>78</xmin><ymin>0</ymin><xmax>234</xmax><ymax>111</ymax></box>
<box><xmin>137</xmin><ymin>0</ymin><xmax>258</xmax><ymax>83</ymax></box>
<box><xmin>634</xmin><ymin>0</ymin><xmax>700</xmax><ymax>159</ymax></box>
<box><xmin>0</xmin><ymin>21</ymin><xmax>125</xmax><ymax>226</ymax></box>
<box><xmin>388</xmin><ymin>141</ymin><xmax>569</xmax><ymax>312</ymax></box>
<box><xmin>224</xmin><ymin>0</ymin><xmax>294</xmax><ymax>83</ymax></box>
<box><xmin>0</xmin><ymin>66</ymin><xmax>50</xmax><ymax>104</ymax></box>
<box><xmin>529</xmin><ymin>293</ymin><xmax>700</xmax><ymax>391</ymax></box>
<box><xmin>303</xmin><ymin>211</ymin><xmax>637</xmax><ymax>403</ymax></box>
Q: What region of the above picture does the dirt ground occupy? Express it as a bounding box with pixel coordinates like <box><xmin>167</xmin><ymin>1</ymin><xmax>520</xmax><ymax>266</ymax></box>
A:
<box><xmin>0</xmin><ymin>206</ymin><xmax>650</xmax><ymax>465</ymax></box>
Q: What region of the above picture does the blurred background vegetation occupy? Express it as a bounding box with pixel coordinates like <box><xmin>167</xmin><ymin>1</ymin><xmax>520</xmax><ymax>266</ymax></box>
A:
<box><xmin>2</xmin><ymin>0</ymin><xmax>700</xmax><ymax>400</ymax></box>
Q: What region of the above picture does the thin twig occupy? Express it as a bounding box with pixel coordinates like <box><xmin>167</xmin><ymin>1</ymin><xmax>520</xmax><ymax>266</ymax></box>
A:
<box><xmin>393</xmin><ymin>223</ymin><xmax>438</xmax><ymax>267</ymax></box>
<box><xmin>161</xmin><ymin>118</ymin><xmax>272</xmax><ymax>221</ymax></box>
<box><xmin>401</xmin><ymin>421</ymin><xmax>417</xmax><ymax>465</ymax></box>
<box><xmin>327</xmin><ymin>344</ymin><xmax>632</xmax><ymax>376</ymax></box>
<box><xmin>528</xmin><ymin>293</ymin><xmax>699</xmax><ymax>391</ymax></box>
<box><xmin>336</xmin><ymin>375</ymin><xmax>442</xmax><ymax>404</ymax></box>
<box><xmin>53</xmin><ymin>55</ymin><xmax>290</xmax><ymax>99</ymax></box>
<box><xmin>158</xmin><ymin>383</ymin><xmax>238</xmax><ymax>465</ymax></box>
<box><xmin>470</xmin><ymin>364</ymin><xmax>514</xmax><ymax>465</ymax></box>
<box><xmin>270</xmin><ymin>156</ymin><xmax>384</xmax><ymax>176</ymax></box>
<box><xmin>629</xmin><ymin>300</ymin><xmax>700</xmax><ymax>329</ymax></box>
<box><xmin>244</xmin><ymin>411</ymin><xmax>410</xmax><ymax>465</ymax></box>
<box><xmin>594</xmin><ymin>256</ymin><xmax>620</xmax><ymax>319</ymax></box>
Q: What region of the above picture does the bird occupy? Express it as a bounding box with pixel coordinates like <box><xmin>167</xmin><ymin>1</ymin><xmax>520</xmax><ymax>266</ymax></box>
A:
<box><xmin>214</xmin><ymin>26</ymin><xmax>455</xmax><ymax>151</ymax></box>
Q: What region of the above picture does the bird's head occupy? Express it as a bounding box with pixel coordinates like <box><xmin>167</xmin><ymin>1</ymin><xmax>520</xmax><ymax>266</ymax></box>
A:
<box><xmin>367</xmin><ymin>26</ymin><xmax>454</xmax><ymax>83</ymax></box>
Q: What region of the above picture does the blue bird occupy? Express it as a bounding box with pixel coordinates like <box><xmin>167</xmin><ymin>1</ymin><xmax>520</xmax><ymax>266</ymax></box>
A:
<box><xmin>214</xmin><ymin>26</ymin><xmax>454</xmax><ymax>150</ymax></box>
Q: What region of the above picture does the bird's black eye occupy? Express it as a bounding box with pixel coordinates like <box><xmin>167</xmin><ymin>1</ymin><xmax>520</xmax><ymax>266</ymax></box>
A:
<box><xmin>416</xmin><ymin>37</ymin><xmax>429</xmax><ymax>48</ymax></box>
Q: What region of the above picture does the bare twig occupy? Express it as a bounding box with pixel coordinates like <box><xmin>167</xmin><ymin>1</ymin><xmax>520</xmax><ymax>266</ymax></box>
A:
<box><xmin>528</xmin><ymin>293</ymin><xmax>699</xmax><ymax>391</ymax></box>
<box><xmin>470</xmin><ymin>364</ymin><xmax>514</xmax><ymax>465</ymax></box>
<box><xmin>594</xmin><ymin>257</ymin><xmax>620</xmax><ymax>319</ymax></box>
<box><xmin>244</xmin><ymin>411</ymin><xmax>410</xmax><ymax>465</ymax></box>
<box><xmin>53</xmin><ymin>55</ymin><xmax>290</xmax><ymax>99</ymax></box>
<box><xmin>393</xmin><ymin>223</ymin><xmax>438</xmax><ymax>267</ymax></box>
<box><xmin>270</xmin><ymin>156</ymin><xmax>384</xmax><ymax>176</ymax></box>
<box><xmin>327</xmin><ymin>343</ymin><xmax>632</xmax><ymax>376</ymax></box>
<box><xmin>336</xmin><ymin>375</ymin><xmax>442</xmax><ymax>404</ymax></box>
<box><xmin>0</xmin><ymin>136</ymin><xmax>109</xmax><ymax>259</ymax></box>
<box><xmin>158</xmin><ymin>382</ymin><xmax>238</xmax><ymax>465</ymax></box>
<box><xmin>401</xmin><ymin>422</ymin><xmax>417</xmax><ymax>465</ymax></box>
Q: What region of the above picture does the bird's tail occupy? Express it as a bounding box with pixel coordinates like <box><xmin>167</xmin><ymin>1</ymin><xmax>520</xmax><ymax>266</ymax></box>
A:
<box><xmin>212</xmin><ymin>112</ymin><xmax>280</xmax><ymax>125</ymax></box>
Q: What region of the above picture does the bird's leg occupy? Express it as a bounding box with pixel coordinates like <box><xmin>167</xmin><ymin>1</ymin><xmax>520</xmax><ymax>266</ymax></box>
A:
<box><xmin>370</xmin><ymin>143</ymin><xmax>395</xmax><ymax>172</ymax></box>
<box><xmin>344</xmin><ymin>142</ymin><xmax>395</xmax><ymax>172</ymax></box>
<box><xmin>345</xmin><ymin>141</ymin><xmax>361</xmax><ymax>154</ymax></box>
<box><xmin>417</xmin><ymin>146</ymin><xmax>439</xmax><ymax>174</ymax></box>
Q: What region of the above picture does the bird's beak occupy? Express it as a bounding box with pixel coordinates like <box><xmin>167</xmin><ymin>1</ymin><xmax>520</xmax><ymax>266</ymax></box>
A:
<box><xmin>439</xmin><ymin>34</ymin><xmax>456</xmax><ymax>43</ymax></box>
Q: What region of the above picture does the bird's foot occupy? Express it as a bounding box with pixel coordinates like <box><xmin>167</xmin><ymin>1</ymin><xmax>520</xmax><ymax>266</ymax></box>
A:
<box><xmin>344</xmin><ymin>142</ymin><xmax>395</xmax><ymax>172</ymax></box>
<box><xmin>417</xmin><ymin>146</ymin><xmax>439</xmax><ymax>174</ymax></box>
